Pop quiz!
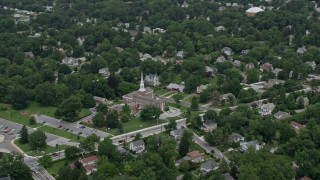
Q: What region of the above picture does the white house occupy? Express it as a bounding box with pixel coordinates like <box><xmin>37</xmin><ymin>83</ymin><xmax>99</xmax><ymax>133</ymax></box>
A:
<box><xmin>201</xmin><ymin>120</ymin><xmax>217</xmax><ymax>132</ymax></box>
<box><xmin>98</xmin><ymin>68</ymin><xmax>110</xmax><ymax>78</ymax></box>
<box><xmin>129</xmin><ymin>140</ymin><xmax>145</xmax><ymax>153</ymax></box>
<box><xmin>240</xmin><ymin>141</ymin><xmax>264</xmax><ymax>152</ymax></box>
<box><xmin>228</xmin><ymin>133</ymin><xmax>245</xmax><ymax>144</ymax></box>
<box><xmin>167</xmin><ymin>83</ymin><xmax>185</xmax><ymax>92</ymax></box>
<box><xmin>258</xmin><ymin>103</ymin><xmax>275</xmax><ymax>116</ymax></box>
<box><xmin>200</xmin><ymin>160</ymin><xmax>219</xmax><ymax>174</ymax></box>
<box><xmin>144</xmin><ymin>74</ymin><xmax>160</xmax><ymax>87</ymax></box>
<box><xmin>197</xmin><ymin>84</ymin><xmax>208</xmax><ymax>94</ymax></box>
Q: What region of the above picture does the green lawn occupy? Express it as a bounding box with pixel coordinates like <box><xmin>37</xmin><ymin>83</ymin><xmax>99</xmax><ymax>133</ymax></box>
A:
<box><xmin>47</xmin><ymin>158</ymin><xmax>76</xmax><ymax>178</ymax></box>
<box><xmin>0</xmin><ymin>102</ymin><xmax>91</xmax><ymax>127</ymax></box>
<box><xmin>154</xmin><ymin>88</ymin><xmax>170</xmax><ymax>96</ymax></box>
<box><xmin>14</xmin><ymin>139</ymin><xmax>68</xmax><ymax>156</ymax></box>
<box><xmin>166</xmin><ymin>102</ymin><xmax>189</xmax><ymax>112</ymax></box>
<box><xmin>38</xmin><ymin>125</ymin><xmax>85</xmax><ymax>142</ymax></box>
<box><xmin>106</xmin><ymin>118</ymin><xmax>167</xmax><ymax>135</ymax></box>
<box><xmin>164</xmin><ymin>91</ymin><xmax>177</xmax><ymax>97</ymax></box>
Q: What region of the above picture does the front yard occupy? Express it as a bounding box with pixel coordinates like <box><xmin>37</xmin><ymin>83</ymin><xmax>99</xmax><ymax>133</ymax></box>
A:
<box><xmin>14</xmin><ymin>139</ymin><xmax>68</xmax><ymax>156</ymax></box>
<box><xmin>0</xmin><ymin>102</ymin><xmax>91</xmax><ymax>127</ymax></box>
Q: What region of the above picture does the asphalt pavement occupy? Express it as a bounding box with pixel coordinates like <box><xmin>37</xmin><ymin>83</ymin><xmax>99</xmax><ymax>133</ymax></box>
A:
<box><xmin>35</xmin><ymin>115</ymin><xmax>110</xmax><ymax>140</ymax></box>
<box><xmin>111</xmin><ymin>118</ymin><xmax>187</xmax><ymax>144</ymax></box>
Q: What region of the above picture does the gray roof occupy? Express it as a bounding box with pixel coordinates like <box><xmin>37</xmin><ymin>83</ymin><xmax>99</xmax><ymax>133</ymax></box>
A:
<box><xmin>131</xmin><ymin>139</ymin><xmax>145</xmax><ymax>146</ymax></box>
<box><xmin>203</xmin><ymin>120</ymin><xmax>216</xmax><ymax>127</ymax></box>
<box><xmin>274</xmin><ymin>111</ymin><xmax>291</xmax><ymax>120</ymax></box>
<box><xmin>223</xmin><ymin>173</ymin><xmax>234</xmax><ymax>180</ymax></box>
<box><xmin>201</xmin><ymin>160</ymin><xmax>219</xmax><ymax>170</ymax></box>
<box><xmin>229</xmin><ymin>133</ymin><xmax>244</xmax><ymax>142</ymax></box>
<box><xmin>171</xmin><ymin>128</ymin><xmax>183</xmax><ymax>136</ymax></box>
<box><xmin>0</xmin><ymin>177</ymin><xmax>11</xmax><ymax>180</ymax></box>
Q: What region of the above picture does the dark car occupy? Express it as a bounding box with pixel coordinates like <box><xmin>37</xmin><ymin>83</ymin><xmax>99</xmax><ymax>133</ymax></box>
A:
<box><xmin>65</xmin><ymin>128</ymin><xmax>69</xmax><ymax>131</ymax></box>
<box><xmin>58</xmin><ymin>125</ymin><xmax>62</xmax><ymax>128</ymax></box>
<box><xmin>51</xmin><ymin>153</ymin><xmax>58</xmax><ymax>157</ymax></box>
<box><xmin>78</xmin><ymin>132</ymin><xmax>82</xmax><ymax>135</ymax></box>
<box><xmin>80</xmin><ymin>126</ymin><xmax>86</xmax><ymax>129</ymax></box>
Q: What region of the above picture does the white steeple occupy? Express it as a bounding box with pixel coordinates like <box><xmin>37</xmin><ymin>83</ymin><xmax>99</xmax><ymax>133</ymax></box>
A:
<box><xmin>139</xmin><ymin>72</ymin><xmax>146</xmax><ymax>92</ymax></box>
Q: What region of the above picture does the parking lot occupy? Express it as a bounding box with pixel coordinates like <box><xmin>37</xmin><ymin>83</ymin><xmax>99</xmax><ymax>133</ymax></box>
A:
<box><xmin>35</xmin><ymin>115</ymin><xmax>110</xmax><ymax>140</ymax></box>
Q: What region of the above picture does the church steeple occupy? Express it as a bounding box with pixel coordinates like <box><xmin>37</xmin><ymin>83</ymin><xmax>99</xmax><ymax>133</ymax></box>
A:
<box><xmin>139</xmin><ymin>72</ymin><xmax>145</xmax><ymax>92</ymax></box>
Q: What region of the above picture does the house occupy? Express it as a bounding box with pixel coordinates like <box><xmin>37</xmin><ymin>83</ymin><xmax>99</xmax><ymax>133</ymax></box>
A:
<box><xmin>263</xmin><ymin>79</ymin><xmax>285</xmax><ymax>89</ymax></box>
<box><xmin>260</xmin><ymin>62</ymin><xmax>274</xmax><ymax>72</ymax></box>
<box><xmin>205</xmin><ymin>66</ymin><xmax>217</xmax><ymax>77</ymax></box>
<box><xmin>98</xmin><ymin>68</ymin><xmax>110</xmax><ymax>78</ymax></box>
<box><xmin>170</xmin><ymin>128</ymin><xmax>183</xmax><ymax>140</ymax></box>
<box><xmin>122</xmin><ymin>73</ymin><xmax>165</xmax><ymax>112</ymax></box>
<box><xmin>258</xmin><ymin>103</ymin><xmax>275</xmax><ymax>116</ymax></box>
<box><xmin>232</xmin><ymin>3</ymin><xmax>238</xmax><ymax>8</ymax></box>
<box><xmin>201</xmin><ymin>120</ymin><xmax>217</xmax><ymax>132</ymax></box>
<box><xmin>197</xmin><ymin>84</ymin><xmax>208</xmax><ymax>94</ymax></box>
<box><xmin>181</xmin><ymin>1</ymin><xmax>189</xmax><ymax>8</ymax></box>
<box><xmin>233</xmin><ymin>60</ymin><xmax>241</xmax><ymax>67</ymax></box>
<box><xmin>241</xmin><ymin>49</ymin><xmax>250</xmax><ymax>55</ymax></box>
<box><xmin>229</xmin><ymin>133</ymin><xmax>245</xmax><ymax>144</ymax></box>
<box><xmin>221</xmin><ymin>47</ymin><xmax>233</xmax><ymax>56</ymax></box>
<box><xmin>300</xmin><ymin>176</ymin><xmax>312</xmax><ymax>180</ymax></box>
<box><xmin>215</xmin><ymin>55</ymin><xmax>227</xmax><ymax>63</ymax></box>
<box><xmin>306</xmin><ymin>61</ymin><xmax>316</xmax><ymax>70</ymax></box>
<box><xmin>129</xmin><ymin>139</ymin><xmax>145</xmax><ymax>153</ymax></box>
<box><xmin>274</xmin><ymin>111</ymin><xmax>291</xmax><ymax>120</ymax></box>
<box><xmin>296</xmin><ymin>46</ymin><xmax>307</xmax><ymax>54</ymax></box>
<box><xmin>215</xmin><ymin>26</ymin><xmax>226</xmax><ymax>32</ymax></box>
<box><xmin>24</xmin><ymin>51</ymin><xmax>34</xmax><ymax>58</ymax></box>
<box><xmin>240</xmin><ymin>141</ymin><xmax>264</xmax><ymax>152</ymax></box>
<box><xmin>144</xmin><ymin>74</ymin><xmax>160</xmax><ymax>87</ymax></box>
<box><xmin>143</xmin><ymin>27</ymin><xmax>152</xmax><ymax>33</ymax></box>
<box><xmin>61</xmin><ymin>57</ymin><xmax>86</xmax><ymax>67</ymax></box>
<box><xmin>183</xmin><ymin>151</ymin><xmax>204</xmax><ymax>163</ymax></box>
<box><xmin>200</xmin><ymin>160</ymin><xmax>219</xmax><ymax>173</ymax></box>
<box><xmin>246</xmin><ymin>7</ymin><xmax>264</xmax><ymax>16</ymax></box>
<box><xmin>79</xmin><ymin>156</ymin><xmax>97</xmax><ymax>175</ymax></box>
<box><xmin>220</xmin><ymin>93</ymin><xmax>235</xmax><ymax>101</ymax></box>
<box><xmin>167</xmin><ymin>83</ymin><xmax>185</xmax><ymax>93</ymax></box>
<box><xmin>272</xmin><ymin>68</ymin><xmax>283</xmax><ymax>78</ymax></box>
<box><xmin>153</xmin><ymin>28</ymin><xmax>166</xmax><ymax>33</ymax></box>
<box><xmin>246</xmin><ymin>62</ymin><xmax>255</xmax><ymax>69</ymax></box>
<box><xmin>176</xmin><ymin>51</ymin><xmax>186</xmax><ymax>58</ymax></box>
<box><xmin>223</xmin><ymin>173</ymin><xmax>234</xmax><ymax>180</ymax></box>
<box><xmin>290</xmin><ymin>121</ymin><xmax>305</xmax><ymax>131</ymax></box>
<box><xmin>296</xmin><ymin>96</ymin><xmax>309</xmax><ymax>108</ymax></box>
<box><xmin>139</xmin><ymin>53</ymin><xmax>153</xmax><ymax>61</ymax></box>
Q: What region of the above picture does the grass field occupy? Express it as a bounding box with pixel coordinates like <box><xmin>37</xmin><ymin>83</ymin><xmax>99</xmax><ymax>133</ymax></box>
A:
<box><xmin>106</xmin><ymin>117</ymin><xmax>167</xmax><ymax>135</ymax></box>
<box><xmin>154</xmin><ymin>88</ymin><xmax>170</xmax><ymax>96</ymax></box>
<box><xmin>14</xmin><ymin>139</ymin><xmax>68</xmax><ymax>156</ymax></box>
<box><xmin>38</xmin><ymin>125</ymin><xmax>85</xmax><ymax>142</ymax></box>
<box><xmin>0</xmin><ymin>102</ymin><xmax>91</xmax><ymax>128</ymax></box>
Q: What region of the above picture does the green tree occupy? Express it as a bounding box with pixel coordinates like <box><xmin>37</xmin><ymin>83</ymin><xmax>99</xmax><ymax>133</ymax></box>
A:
<box><xmin>29</xmin><ymin>130</ymin><xmax>47</xmax><ymax>150</ymax></box>
<box><xmin>35</xmin><ymin>82</ymin><xmax>56</xmax><ymax>106</ymax></box>
<box><xmin>247</xmin><ymin>69</ymin><xmax>260</xmax><ymax>84</ymax></box>
<box><xmin>179</xmin><ymin>130</ymin><xmax>193</xmax><ymax>157</ymax></box>
<box><xmin>93</xmin><ymin>112</ymin><xmax>105</xmax><ymax>127</ymax></box>
<box><xmin>120</xmin><ymin>114</ymin><xmax>130</xmax><ymax>123</ymax></box>
<box><xmin>173</xmin><ymin>94</ymin><xmax>183</xmax><ymax>104</ymax></box>
<box><xmin>81</xmin><ymin>93</ymin><xmax>95</xmax><ymax>108</ymax></box>
<box><xmin>140</xmin><ymin>105</ymin><xmax>162</xmax><ymax>121</ymax></box>
<box><xmin>203</xmin><ymin>109</ymin><xmax>218</xmax><ymax>121</ymax></box>
<box><xmin>65</xmin><ymin>146</ymin><xmax>81</xmax><ymax>159</ymax></box>
<box><xmin>29</xmin><ymin>116</ymin><xmax>36</xmax><ymax>125</ymax></box>
<box><xmin>179</xmin><ymin>160</ymin><xmax>190</xmax><ymax>172</ymax></box>
<box><xmin>79</xmin><ymin>135</ymin><xmax>98</xmax><ymax>153</ymax></box>
<box><xmin>97</xmin><ymin>103</ymin><xmax>108</xmax><ymax>114</ymax></box>
<box><xmin>19</xmin><ymin>125</ymin><xmax>29</xmax><ymax>144</ymax></box>
<box><xmin>183</xmin><ymin>172</ymin><xmax>193</xmax><ymax>180</ymax></box>
<box><xmin>98</xmin><ymin>138</ymin><xmax>121</xmax><ymax>162</ymax></box>
<box><xmin>55</xmin><ymin>96</ymin><xmax>83</xmax><ymax>122</ymax></box>
<box><xmin>106</xmin><ymin>111</ymin><xmax>119</xmax><ymax>128</ymax></box>
<box><xmin>122</xmin><ymin>104</ymin><xmax>131</xmax><ymax>115</ymax></box>
<box><xmin>10</xmin><ymin>85</ymin><xmax>29</xmax><ymax>110</ymax></box>
<box><xmin>165</xmin><ymin>119</ymin><xmax>177</xmax><ymax>131</ymax></box>
<box><xmin>191</xmin><ymin>96</ymin><xmax>199</xmax><ymax>111</ymax></box>
<box><xmin>0</xmin><ymin>153</ymin><xmax>32</xmax><ymax>179</ymax></box>
<box><xmin>38</xmin><ymin>155</ymin><xmax>53</xmax><ymax>168</ymax></box>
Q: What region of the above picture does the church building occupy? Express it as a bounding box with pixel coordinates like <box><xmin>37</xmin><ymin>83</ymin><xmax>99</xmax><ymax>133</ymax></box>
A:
<box><xmin>122</xmin><ymin>73</ymin><xmax>165</xmax><ymax>112</ymax></box>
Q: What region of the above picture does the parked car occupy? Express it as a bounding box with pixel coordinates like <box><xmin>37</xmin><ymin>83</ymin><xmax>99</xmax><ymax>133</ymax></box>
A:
<box><xmin>58</xmin><ymin>125</ymin><xmax>62</xmax><ymax>128</ymax></box>
<box><xmin>65</xmin><ymin>128</ymin><xmax>69</xmax><ymax>131</ymax></box>
<box><xmin>80</xmin><ymin>126</ymin><xmax>85</xmax><ymax>129</ymax></box>
<box><xmin>78</xmin><ymin>132</ymin><xmax>82</xmax><ymax>135</ymax></box>
<box><xmin>51</xmin><ymin>153</ymin><xmax>58</xmax><ymax>157</ymax></box>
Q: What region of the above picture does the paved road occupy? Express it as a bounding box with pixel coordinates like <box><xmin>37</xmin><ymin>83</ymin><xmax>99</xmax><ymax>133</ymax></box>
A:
<box><xmin>192</xmin><ymin>133</ymin><xmax>230</xmax><ymax>164</ymax></box>
<box><xmin>35</xmin><ymin>115</ymin><xmax>110</xmax><ymax>139</ymax></box>
<box><xmin>24</xmin><ymin>156</ymin><xmax>55</xmax><ymax>180</ymax></box>
<box><xmin>111</xmin><ymin>118</ymin><xmax>187</xmax><ymax>144</ymax></box>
